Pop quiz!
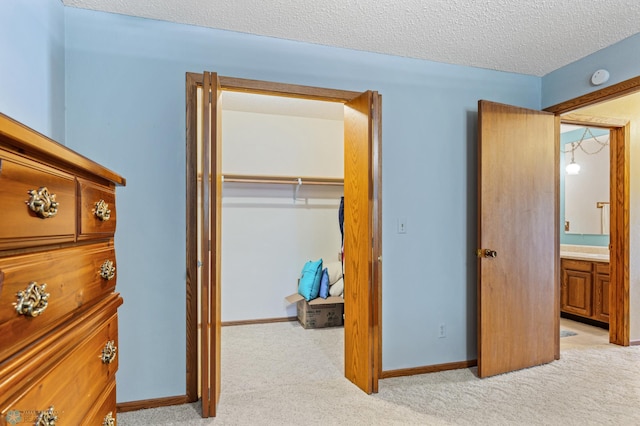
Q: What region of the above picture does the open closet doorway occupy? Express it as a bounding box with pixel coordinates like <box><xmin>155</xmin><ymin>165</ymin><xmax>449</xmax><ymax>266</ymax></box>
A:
<box><xmin>185</xmin><ymin>73</ymin><xmax>382</xmax><ymax>417</ymax></box>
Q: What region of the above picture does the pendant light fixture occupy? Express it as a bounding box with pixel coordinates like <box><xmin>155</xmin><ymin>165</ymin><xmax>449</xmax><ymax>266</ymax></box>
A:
<box><xmin>563</xmin><ymin>127</ymin><xmax>610</xmax><ymax>175</ymax></box>
<box><xmin>566</xmin><ymin>142</ymin><xmax>581</xmax><ymax>175</ymax></box>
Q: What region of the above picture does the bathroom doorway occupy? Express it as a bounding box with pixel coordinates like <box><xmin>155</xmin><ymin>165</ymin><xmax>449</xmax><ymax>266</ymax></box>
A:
<box><xmin>559</xmin><ymin>120</ymin><xmax>612</xmax><ymax>336</ymax></box>
<box><xmin>548</xmin><ymin>80</ymin><xmax>639</xmax><ymax>346</ymax></box>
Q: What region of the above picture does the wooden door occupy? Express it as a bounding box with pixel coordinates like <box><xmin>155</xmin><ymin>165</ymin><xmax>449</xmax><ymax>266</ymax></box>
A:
<box><xmin>201</xmin><ymin>71</ymin><xmax>222</xmax><ymax>416</ymax></box>
<box><xmin>343</xmin><ymin>91</ymin><xmax>381</xmax><ymax>393</ymax></box>
<box><xmin>477</xmin><ymin>100</ymin><xmax>559</xmax><ymax>378</ymax></box>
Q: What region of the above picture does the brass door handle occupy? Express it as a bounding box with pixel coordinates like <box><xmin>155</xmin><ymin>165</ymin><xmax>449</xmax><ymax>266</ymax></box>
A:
<box><xmin>476</xmin><ymin>249</ymin><xmax>498</xmax><ymax>258</ymax></box>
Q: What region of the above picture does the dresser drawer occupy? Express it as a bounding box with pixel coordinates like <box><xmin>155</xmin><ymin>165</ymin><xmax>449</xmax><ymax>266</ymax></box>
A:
<box><xmin>0</xmin><ymin>242</ymin><xmax>117</xmax><ymax>362</ymax></box>
<box><xmin>0</xmin><ymin>311</ymin><xmax>118</xmax><ymax>424</ymax></box>
<box><xmin>0</xmin><ymin>153</ymin><xmax>76</xmax><ymax>249</ymax></box>
<box><xmin>83</xmin><ymin>379</ymin><xmax>117</xmax><ymax>426</ymax></box>
<box><xmin>78</xmin><ymin>178</ymin><xmax>117</xmax><ymax>239</ymax></box>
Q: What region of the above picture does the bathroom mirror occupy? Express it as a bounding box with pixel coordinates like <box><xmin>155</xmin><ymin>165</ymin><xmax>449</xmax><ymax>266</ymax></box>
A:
<box><xmin>562</xmin><ymin>125</ymin><xmax>610</xmax><ymax>235</ymax></box>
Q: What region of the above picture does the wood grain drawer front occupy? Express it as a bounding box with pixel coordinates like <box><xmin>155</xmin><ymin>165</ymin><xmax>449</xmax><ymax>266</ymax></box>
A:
<box><xmin>561</xmin><ymin>259</ymin><xmax>592</xmax><ymax>273</ymax></box>
<box><xmin>0</xmin><ymin>155</ymin><xmax>76</xmax><ymax>249</ymax></box>
<box><xmin>595</xmin><ymin>262</ymin><xmax>609</xmax><ymax>275</ymax></box>
<box><xmin>83</xmin><ymin>379</ymin><xmax>116</xmax><ymax>426</ymax></box>
<box><xmin>78</xmin><ymin>178</ymin><xmax>117</xmax><ymax>238</ymax></box>
<box><xmin>1</xmin><ymin>312</ymin><xmax>118</xmax><ymax>424</ymax></box>
<box><xmin>0</xmin><ymin>242</ymin><xmax>117</xmax><ymax>362</ymax></box>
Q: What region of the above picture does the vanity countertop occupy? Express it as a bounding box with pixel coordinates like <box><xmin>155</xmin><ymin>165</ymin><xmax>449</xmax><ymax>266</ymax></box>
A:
<box><xmin>560</xmin><ymin>244</ymin><xmax>609</xmax><ymax>262</ymax></box>
<box><xmin>560</xmin><ymin>252</ymin><xmax>609</xmax><ymax>262</ymax></box>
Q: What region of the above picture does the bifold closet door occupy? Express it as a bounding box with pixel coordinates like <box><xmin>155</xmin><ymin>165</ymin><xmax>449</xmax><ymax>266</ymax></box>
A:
<box><xmin>343</xmin><ymin>90</ymin><xmax>382</xmax><ymax>394</ymax></box>
<box><xmin>200</xmin><ymin>71</ymin><xmax>222</xmax><ymax>417</ymax></box>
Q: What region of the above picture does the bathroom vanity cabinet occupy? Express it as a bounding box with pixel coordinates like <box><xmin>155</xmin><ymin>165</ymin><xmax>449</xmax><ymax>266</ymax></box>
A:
<box><xmin>561</xmin><ymin>258</ymin><xmax>609</xmax><ymax>324</ymax></box>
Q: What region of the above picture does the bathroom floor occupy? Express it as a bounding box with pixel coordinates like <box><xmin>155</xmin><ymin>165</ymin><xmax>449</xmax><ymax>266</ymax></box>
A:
<box><xmin>560</xmin><ymin>317</ymin><xmax>610</xmax><ymax>350</ymax></box>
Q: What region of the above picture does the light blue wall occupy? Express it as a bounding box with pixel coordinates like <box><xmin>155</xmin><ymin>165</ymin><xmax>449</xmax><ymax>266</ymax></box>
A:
<box><xmin>62</xmin><ymin>9</ymin><xmax>542</xmax><ymax>403</ymax></box>
<box><xmin>63</xmin><ymin>8</ymin><xmax>542</xmax><ymax>402</ymax></box>
<box><xmin>0</xmin><ymin>0</ymin><xmax>65</xmax><ymax>141</ymax></box>
<box><xmin>560</xmin><ymin>128</ymin><xmax>610</xmax><ymax>247</ymax></box>
<box><xmin>542</xmin><ymin>33</ymin><xmax>640</xmax><ymax>109</ymax></box>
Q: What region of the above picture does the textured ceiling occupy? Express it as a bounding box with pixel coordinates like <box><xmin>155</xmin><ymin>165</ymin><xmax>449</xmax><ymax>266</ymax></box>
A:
<box><xmin>63</xmin><ymin>0</ymin><xmax>640</xmax><ymax>76</ymax></box>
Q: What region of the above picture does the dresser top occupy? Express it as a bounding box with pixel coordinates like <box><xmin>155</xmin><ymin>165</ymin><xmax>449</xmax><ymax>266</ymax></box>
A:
<box><xmin>0</xmin><ymin>113</ymin><xmax>125</xmax><ymax>186</ymax></box>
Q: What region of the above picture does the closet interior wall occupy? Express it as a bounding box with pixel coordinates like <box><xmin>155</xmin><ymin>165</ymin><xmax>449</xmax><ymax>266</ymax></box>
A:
<box><xmin>220</xmin><ymin>92</ymin><xmax>345</xmax><ymax>322</ymax></box>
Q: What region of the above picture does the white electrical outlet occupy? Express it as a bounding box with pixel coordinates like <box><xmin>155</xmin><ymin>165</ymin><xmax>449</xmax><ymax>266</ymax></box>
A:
<box><xmin>439</xmin><ymin>323</ymin><xmax>446</xmax><ymax>338</ymax></box>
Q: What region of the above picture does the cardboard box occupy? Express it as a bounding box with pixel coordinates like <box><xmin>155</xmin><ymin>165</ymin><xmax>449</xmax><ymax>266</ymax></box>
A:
<box><xmin>285</xmin><ymin>293</ymin><xmax>344</xmax><ymax>329</ymax></box>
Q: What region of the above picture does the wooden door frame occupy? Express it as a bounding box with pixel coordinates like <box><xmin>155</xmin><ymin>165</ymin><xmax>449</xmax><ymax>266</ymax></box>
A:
<box><xmin>558</xmin><ymin>114</ymin><xmax>628</xmax><ymax>345</ymax></box>
<box><xmin>185</xmin><ymin>73</ymin><xmax>383</xmax><ymax>403</ymax></box>
<box><xmin>185</xmin><ymin>72</ymin><xmax>199</xmax><ymax>401</ymax></box>
<box><xmin>545</xmin><ymin>76</ymin><xmax>640</xmax><ymax>346</ymax></box>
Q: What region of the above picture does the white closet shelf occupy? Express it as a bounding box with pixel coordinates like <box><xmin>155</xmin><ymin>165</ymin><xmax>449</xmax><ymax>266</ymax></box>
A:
<box><xmin>222</xmin><ymin>173</ymin><xmax>343</xmax><ymax>186</ymax></box>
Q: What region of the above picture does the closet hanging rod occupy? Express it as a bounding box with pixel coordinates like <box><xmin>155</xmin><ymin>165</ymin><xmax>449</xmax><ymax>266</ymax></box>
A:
<box><xmin>222</xmin><ymin>173</ymin><xmax>343</xmax><ymax>186</ymax></box>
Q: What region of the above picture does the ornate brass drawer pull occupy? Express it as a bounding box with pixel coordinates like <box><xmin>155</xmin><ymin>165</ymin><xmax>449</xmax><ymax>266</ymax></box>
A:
<box><xmin>35</xmin><ymin>406</ymin><xmax>57</xmax><ymax>426</ymax></box>
<box><xmin>15</xmin><ymin>282</ymin><xmax>50</xmax><ymax>317</ymax></box>
<box><xmin>103</xmin><ymin>412</ymin><xmax>115</xmax><ymax>426</ymax></box>
<box><xmin>94</xmin><ymin>199</ymin><xmax>111</xmax><ymax>221</ymax></box>
<box><xmin>100</xmin><ymin>260</ymin><xmax>116</xmax><ymax>280</ymax></box>
<box><xmin>101</xmin><ymin>340</ymin><xmax>117</xmax><ymax>364</ymax></box>
<box><xmin>26</xmin><ymin>187</ymin><xmax>59</xmax><ymax>218</ymax></box>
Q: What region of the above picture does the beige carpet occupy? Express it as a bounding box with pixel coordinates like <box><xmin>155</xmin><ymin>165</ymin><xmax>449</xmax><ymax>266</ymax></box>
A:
<box><xmin>118</xmin><ymin>320</ymin><xmax>640</xmax><ymax>425</ymax></box>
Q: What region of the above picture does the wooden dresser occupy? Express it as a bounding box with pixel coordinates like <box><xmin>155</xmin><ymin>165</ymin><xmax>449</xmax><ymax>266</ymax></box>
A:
<box><xmin>0</xmin><ymin>114</ymin><xmax>125</xmax><ymax>425</ymax></box>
